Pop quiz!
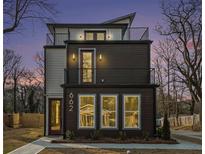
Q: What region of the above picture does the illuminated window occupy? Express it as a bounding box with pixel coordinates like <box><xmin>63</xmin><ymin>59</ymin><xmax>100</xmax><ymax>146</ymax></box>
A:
<box><xmin>97</xmin><ymin>32</ymin><xmax>105</xmax><ymax>40</ymax></box>
<box><xmin>82</xmin><ymin>52</ymin><xmax>93</xmax><ymax>83</ymax></box>
<box><xmin>50</xmin><ymin>100</ymin><xmax>61</xmax><ymax>131</ymax></box>
<box><xmin>101</xmin><ymin>95</ymin><xmax>118</xmax><ymax>128</ymax></box>
<box><xmin>78</xmin><ymin>95</ymin><xmax>96</xmax><ymax>128</ymax></box>
<box><xmin>85</xmin><ymin>32</ymin><xmax>94</xmax><ymax>40</ymax></box>
<box><xmin>123</xmin><ymin>95</ymin><xmax>141</xmax><ymax>129</ymax></box>
<box><xmin>85</xmin><ymin>31</ymin><xmax>106</xmax><ymax>40</ymax></box>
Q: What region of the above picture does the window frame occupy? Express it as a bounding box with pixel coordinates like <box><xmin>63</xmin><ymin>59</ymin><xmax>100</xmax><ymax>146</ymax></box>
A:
<box><xmin>100</xmin><ymin>94</ymin><xmax>118</xmax><ymax>129</ymax></box>
<box><xmin>122</xmin><ymin>94</ymin><xmax>141</xmax><ymax>130</ymax></box>
<box><xmin>84</xmin><ymin>31</ymin><xmax>106</xmax><ymax>40</ymax></box>
<box><xmin>78</xmin><ymin>94</ymin><xmax>96</xmax><ymax>129</ymax></box>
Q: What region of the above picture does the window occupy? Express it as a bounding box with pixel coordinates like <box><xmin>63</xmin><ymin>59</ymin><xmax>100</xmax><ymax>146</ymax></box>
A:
<box><xmin>123</xmin><ymin>95</ymin><xmax>141</xmax><ymax>129</ymax></box>
<box><xmin>85</xmin><ymin>31</ymin><xmax>106</xmax><ymax>40</ymax></box>
<box><xmin>78</xmin><ymin>95</ymin><xmax>96</xmax><ymax>128</ymax></box>
<box><xmin>100</xmin><ymin>95</ymin><xmax>118</xmax><ymax>129</ymax></box>
<box><xmin>97</xmin><ymin>32</ymin><xmax>105</xmax><ymax>40</ymax></box>
<box><xmin>85</xmin><ymin>32</ymin><xmax>94</xmax><ymax>40</ymax></box>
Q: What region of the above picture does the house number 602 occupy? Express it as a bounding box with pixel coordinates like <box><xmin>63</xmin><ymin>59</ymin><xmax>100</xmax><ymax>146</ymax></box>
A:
<box><xmin>68</xmin><ymin>93</ymin><xmax>74</xmax><ymax>112</ymax></box>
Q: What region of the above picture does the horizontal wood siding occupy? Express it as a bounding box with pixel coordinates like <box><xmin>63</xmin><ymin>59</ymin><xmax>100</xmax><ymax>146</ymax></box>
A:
<box><xmin>68</xmin><ymin>43</ymin><xmax>150</xmax><ymax>84</ymax></box>
<box><xmin>46</xmin><ymin>48</ymin><xmax>66</xmax><ymax>95</ymax></box>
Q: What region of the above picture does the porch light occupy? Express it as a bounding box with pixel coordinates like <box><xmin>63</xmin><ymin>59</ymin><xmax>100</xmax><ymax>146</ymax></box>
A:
<box><xmin>79</xmin><ymin>35</ymin><xmax>82</xmax><ymax>39</ymax></box>
<box><xmin>108</xmin><ymin>35</ymin><xmax>111</xmax><ymax>39</ymax></box>
<box><xmin>99</xmin><ymin>54</ymin><xmax>102</xmax><ymax>61</ymax></box>
<box><xmin>72</xmin><ymin>53</ymin><xmax>76</xmax><ymax>61</ymax></box>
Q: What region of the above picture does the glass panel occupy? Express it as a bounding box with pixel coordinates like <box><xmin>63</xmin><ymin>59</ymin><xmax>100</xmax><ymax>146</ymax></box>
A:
<box><xmin>82</xmin><ymin>52</ymin><xmax>93</xmax><ymax>83</ymax></box>
<box><xmin>102</xmin><ymin>96</ymin><xmax>117</xmax><ymax>128</ymax></box>
<box><xmin>125</xmin><ymin>96</ymin><xmax>138</xmax><ymax>111</ymax></box>
<box><xmin>51</xmin><ymin>100</ymin><xmax>61</xmax><ymax>131</ymax></box>
<box><xmin>85</xmin><ymin>32</ymin><xmax>94</xmax><ymax>40</ymax></box>
<box><xmin>124</xmin><ymin>95</ymin><xmax>140</xmax><ymax>128</ymax></box>
<box><xmin>79</xmin><ymin>96</ymin><xmax>95</xmax><ymax>127</ymax></box>
<box><xmin>125</xmin><ymin>112</ymin><xmax>139</xmax><ymax>128</ymax></box>
<box><xmin>97</xmin><ymin>33</ymin><xmax>105</xmax><ymax>40</ymax></box>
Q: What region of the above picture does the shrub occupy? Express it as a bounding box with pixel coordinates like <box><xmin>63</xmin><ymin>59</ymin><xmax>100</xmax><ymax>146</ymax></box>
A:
<box><xmin>142</xmin><ymin>131</ymin><xmax>150</xmax><ymax>141</ymax></box>
<box><xmin>162</xmin><ymin>113</ymin><xmax>170</xmax><ymax>140</ymax></box>
<box><xmin>119</xmin><ymin>131</ymin><xmax>127</xmax><ymax>140</ymax></box>
<box><xmin>156</xmin><ymin>127</ymin><xmax>163</xmax><ymax>138</ymax></box>
<box><xmin>90</xmin><ymin>130</ymin><xmax>101</xmax><ymax>140</ymax></box>
<box><xmin>66</xmin><ymin>130</ymin><xmax>75</xmax><ymax>140</ymax></box>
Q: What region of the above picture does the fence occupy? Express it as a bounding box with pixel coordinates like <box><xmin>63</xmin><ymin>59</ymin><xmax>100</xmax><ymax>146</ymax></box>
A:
<box><xmin>4</xmin><ymin>113</ymin><xmax>44</xmax><ymax>128</ymax></box>
<box><xmin>157</xmin><ymin>114</ymin><xmax>200</xmax><ymax>127</ymax></box>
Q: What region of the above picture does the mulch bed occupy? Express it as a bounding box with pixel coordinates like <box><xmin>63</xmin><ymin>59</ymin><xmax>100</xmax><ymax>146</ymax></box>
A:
<box><xmin>51</xmin><ymin>137</ymin><xmax>178</xmax><ymax>144</ymax></box>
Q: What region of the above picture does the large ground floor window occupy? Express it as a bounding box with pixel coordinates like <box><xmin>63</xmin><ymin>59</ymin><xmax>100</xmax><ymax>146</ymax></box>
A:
<box><xmin>77</xmin><ymin>94</ymin><xmax>141</xmax><ymax>130</ymax></box>
<box><xmin>123</xmin><ymin>95</ymin><xmax>141</xmax><ymax>129</ymax></box>
<box><xmin>78</xmin><ymin>94</ymin><xmax>96</xmax><ymax>128</ymax></box>
<box><xmin>100</xmin><ymin>95</ymin><xmax>118</xmax><ymax>129</ymax></box>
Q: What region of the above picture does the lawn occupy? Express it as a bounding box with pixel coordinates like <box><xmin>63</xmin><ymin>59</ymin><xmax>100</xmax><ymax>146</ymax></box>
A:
<box><xmin>39</xmin><ymin>148</ymin><xmax>202</xmax><ymax>154</ymax></box>
<box><xmin>3</xmin><ymin>127</ymin><xmax>43</xmax><ymax>154</ymax></box>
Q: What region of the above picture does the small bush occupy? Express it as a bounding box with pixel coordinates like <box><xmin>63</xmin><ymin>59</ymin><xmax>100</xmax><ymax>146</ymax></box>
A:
<box><xmin>119</xmin><ymin>131</ymin><xmax>127</xmax><ymax>140</ymax></box>
<box><xmin>66</xmin><ymin>130</ymin><xmax>75</xmax><ymax>140</ymax></box>
<box><xmin>162</xmin><ymin>113</ymin><xmax>170</xmax><ymax>140</ymax></box>
<box><xmin>156</xmin><ymin>127</ymin><xmax>163</xmax><ymax>138</ymax></box>
<box><xmin>142</xmin><ymin>131</ymin><xmax>150</xmax><ymax>141</ymax></box>
<box><xmin>90</xmin><ymin>130</ymin><xmax>101</xmax><ymax>140</ymax></box>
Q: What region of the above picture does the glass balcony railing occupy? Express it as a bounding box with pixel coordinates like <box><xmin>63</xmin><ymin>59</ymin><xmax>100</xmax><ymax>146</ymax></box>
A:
<box><xmin>46</xmin><ymin>27</ymin><xmax>149</xmax><ymax>45</ymax></box>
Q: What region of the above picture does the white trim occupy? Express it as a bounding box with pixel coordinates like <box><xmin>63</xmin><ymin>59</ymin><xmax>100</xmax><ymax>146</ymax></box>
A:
<box><xmin>78</xmin><ymin>94</ymin><xmax>96</xmax><ymax>129</ymax></box>
<box><xmin>122</xmin><ymin>94</ymin><xmax>141</xmax><ymax>130</ymax></box>
<box><xmin>78</xmin><ymin>48</ymin><xmax>96</xmax><ymax>84</ymax></box>
<box><xmin>100</xmin><ymin>94</ymin><xmax>118</xmax><ymax>129</ymax></box>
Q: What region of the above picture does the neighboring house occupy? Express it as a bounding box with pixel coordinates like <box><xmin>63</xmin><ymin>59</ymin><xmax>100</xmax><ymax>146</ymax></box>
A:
<box><xmin>44</xmin><ymin>13</ymin><xmax>158</xmax><ymax>138</ymax></box>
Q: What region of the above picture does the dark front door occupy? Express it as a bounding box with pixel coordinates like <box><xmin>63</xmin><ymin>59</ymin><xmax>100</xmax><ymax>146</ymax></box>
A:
<box><xmin>49</xmin><ymin>99</ymin><xmax>62</xmax><ymax>135</ymax></box>
<box><xmin>80</xmin><ymin>50</ymin><xmax>95</xmax><ymax>84</ymax></box>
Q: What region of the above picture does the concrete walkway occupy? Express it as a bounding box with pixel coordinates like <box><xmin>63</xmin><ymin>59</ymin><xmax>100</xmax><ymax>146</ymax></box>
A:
<box><xmin>9</xmin><ymin>136</ymin><xmax>202</xmax><ymax>154</ymax></box>
<box><xmin>171</xmin><ymin>130</ymin><xmax>202</xmax><ymax>144</ymax></box>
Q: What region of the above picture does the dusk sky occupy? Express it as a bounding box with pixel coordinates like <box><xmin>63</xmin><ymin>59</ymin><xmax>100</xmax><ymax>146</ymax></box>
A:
<box><xmin>4</xmin><ymin>0</ymin><xmax>164</xmax><ymax>69</ymax></box>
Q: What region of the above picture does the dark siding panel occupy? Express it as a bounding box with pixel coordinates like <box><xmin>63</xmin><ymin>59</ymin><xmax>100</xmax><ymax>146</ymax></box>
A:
<box><xmin>65</xmin><ymin>87</ymin><xmax>154</xmax><ymax>138</ymax></box>
<box><xmin>67</xmin><ymin>44</ymin><xmax>150</xmax><ymax>84</ymax></box>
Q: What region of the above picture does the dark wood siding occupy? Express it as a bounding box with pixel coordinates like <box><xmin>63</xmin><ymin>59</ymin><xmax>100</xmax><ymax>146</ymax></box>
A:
<box><xmin>64</xmin><ymin>87</ymin><xmax>155</xmax><ymax>138</ymax></box>
<box><xmin>67</xmin><ymin>43</ymin><xmax>150</xmax><ymax>85</ymax></box>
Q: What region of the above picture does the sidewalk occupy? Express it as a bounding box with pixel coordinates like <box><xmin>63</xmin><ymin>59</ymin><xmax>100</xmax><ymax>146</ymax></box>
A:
<box><xmin>9</xmin><ymin>136</ymin><xmax>202</xmax><ymax>154</ymax></box>
<box><xmin>171</xmin><ymin>130</ymin><xmax>202</xmax><ymax>144</ymax></box>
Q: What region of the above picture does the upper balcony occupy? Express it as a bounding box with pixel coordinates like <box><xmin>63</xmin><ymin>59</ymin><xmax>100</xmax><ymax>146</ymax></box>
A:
<box><xmin>46</xmin><ymin>27</ymin><xmax>149</xmax><ymax>46</ymax></box>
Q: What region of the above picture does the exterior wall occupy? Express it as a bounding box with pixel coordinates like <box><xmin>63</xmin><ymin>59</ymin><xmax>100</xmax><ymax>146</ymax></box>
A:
<box><xmin>45</xmin><ymin>47</ymin><xmax>66</xmax><ymax>135</ymax></box>
<box><xmin>69</xmin><ymin>28</ymin><xmax>122</xmax><ymax>41</ymax></box>
<box><xmin>54</xmin><ymin>28</ymin><xmax>123</xmax><ymax>45</ymax></box>
<box><xmin>64</xmin><ymin>87</ymin><xmax>155</xmax><ymax>137</ymax></box>
<box><xmin>67</xmin><ymin>43</ymin><xmax>150</xmax><ymax>84</ymax></box>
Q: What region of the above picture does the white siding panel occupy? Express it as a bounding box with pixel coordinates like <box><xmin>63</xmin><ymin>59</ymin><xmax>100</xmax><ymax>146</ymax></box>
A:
<box><xmin>46</xmin><ymin>48</ymin><xmax>66</xmax><ymax>95</ymax></box>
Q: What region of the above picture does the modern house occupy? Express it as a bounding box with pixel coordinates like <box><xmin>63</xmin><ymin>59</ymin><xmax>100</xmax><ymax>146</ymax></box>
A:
<box><xmin>44</xmin><ymin>13</ymin><xmax>158</xmax><ymax>138</ymax></box>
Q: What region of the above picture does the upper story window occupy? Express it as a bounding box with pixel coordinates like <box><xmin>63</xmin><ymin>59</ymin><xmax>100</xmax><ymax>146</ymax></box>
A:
<box><xmin>85</xmin><ymin>31</ymin><xmax>106</xmax><ymax>40</ymax></box>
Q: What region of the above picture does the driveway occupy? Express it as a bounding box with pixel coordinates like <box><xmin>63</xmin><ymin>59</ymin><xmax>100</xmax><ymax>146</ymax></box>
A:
<box><xmin>8</xmin><ymin>136</ymin><xmax>202</xmax><ymax>154</ymax></box>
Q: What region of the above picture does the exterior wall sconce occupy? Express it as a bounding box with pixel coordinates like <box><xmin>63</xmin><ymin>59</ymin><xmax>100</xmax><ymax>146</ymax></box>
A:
<box><xmin>108</xmin><ymin>35</ymin><xmax>111</xmax><ymax>39</ymax></box>
<box><xmin>99</xmin><ymin>54</ymin><xmax>102</xmax><ymax>61</ymax></box>
<box><xmin>79</xmin><ymin>35</ymin><xmax>82</xmax><ymax>39</ymax></box>
<box><xmin>72</xmin><ymin>53</ymin><xmax>76</xmax><ymax>61</ymax></box>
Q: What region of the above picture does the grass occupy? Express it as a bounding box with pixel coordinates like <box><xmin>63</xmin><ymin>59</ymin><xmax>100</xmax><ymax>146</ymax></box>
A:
<box><xmin>39</xmin><ymin>148</ymin><xmax>202</xmax><ymax>154</ymax></box>
<box><xmin>3</xmin><ymin>127</ymin><xmax>43</xmax><ymax>154</ymax></box>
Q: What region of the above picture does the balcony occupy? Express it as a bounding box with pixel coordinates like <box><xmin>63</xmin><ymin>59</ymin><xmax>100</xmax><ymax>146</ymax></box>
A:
<box><xmin>64</xmin><ymin>68</ymin><xmax>155</xmax><ymax>85</ymax></box>
<box><xmin>46</xmin><ymin>27</ymin><xmax>149</xmax><ymax>45</ymax></box>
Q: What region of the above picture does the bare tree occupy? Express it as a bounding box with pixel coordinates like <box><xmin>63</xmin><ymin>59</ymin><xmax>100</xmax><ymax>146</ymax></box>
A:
<box><xmin>10</xmin><ymin>56</ymin><xmax>24</xmax><ymax>113</ymax></box>
<box><xmin>3</xmin><ymin>49</ymin><xmax>21</xmax><ymax>95</ymax></box>
<box><xmin>156</xmin><ymin>0</ymin><xmax>202</xmax><ymax>121</ymax></box>
<box><xmin>4</xmin><ymin>0</ymin><xmax>57</xmax><ymax>34</ymax></box>
<box><xmin>153</xmin><ymin>39</ymin><xmax>177</xmax><ymax>117</ymax></box>
<box><xmin>34</xmin><ymin>51</ymin><xmax>44</xmax><ymax>87</ymax></box>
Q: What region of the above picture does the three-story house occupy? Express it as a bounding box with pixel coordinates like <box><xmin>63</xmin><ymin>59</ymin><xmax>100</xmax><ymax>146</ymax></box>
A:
<box><xmin>44</xmin><ymin>13</ymin><xmax>158</xmax><ymax>138</ymax></box>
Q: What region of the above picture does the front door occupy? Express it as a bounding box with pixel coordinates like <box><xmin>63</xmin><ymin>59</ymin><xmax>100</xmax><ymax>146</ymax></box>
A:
<box><xmin>80</xmin><ymin>50</ymin><xmax>95</xmax><ymax>84</ymax></box>
<box><xmin>49</xmin><ymin>99</ymin><xmax>62</xmax><ymax>134</ymax></box>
